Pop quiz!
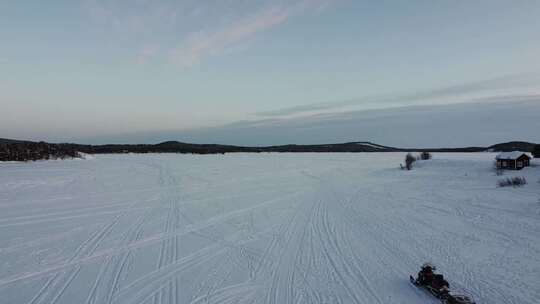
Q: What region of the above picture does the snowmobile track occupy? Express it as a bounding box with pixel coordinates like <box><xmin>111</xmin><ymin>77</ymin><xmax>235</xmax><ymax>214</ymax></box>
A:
<box><xmin>2</xmin><ymin>153</ymin><xmax>539</xmax><ymax>304</ymax></box>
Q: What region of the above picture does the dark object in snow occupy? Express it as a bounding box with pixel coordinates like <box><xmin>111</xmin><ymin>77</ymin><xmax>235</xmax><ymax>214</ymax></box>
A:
<box><xmin>533</xmin><ymin>144</ymin><xmax>540</xmax><ymax>158</ymax></box>
<box><xmin>495</xmin><ymin>151</ymin><xmax>531</xmax><ymax>170</ymax></box>
<box><xmin>497</xmin><ymin>176</ymin><xmax>527</xmax><ymax>188</ymax></box>
<box><xmin>410</xmin><ymin>263</ymin><xmax>475</xmax><ymax>304</ymax></box>
<box><xmin>404</xmin><ymin>153</ymin><xmax>416</xmax><ymax>170</ymax></box>
<box><xmin>420</xmin><ymin>151</ymin><xmax>432</xmax><ymax>160</ymax></box>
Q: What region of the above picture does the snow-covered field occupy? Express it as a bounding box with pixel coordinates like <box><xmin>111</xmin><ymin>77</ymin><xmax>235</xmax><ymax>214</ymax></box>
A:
<box><xmin>1</xmin><ymin>153</ymin><xmax>539</xmax><ymax>304</ymax></box>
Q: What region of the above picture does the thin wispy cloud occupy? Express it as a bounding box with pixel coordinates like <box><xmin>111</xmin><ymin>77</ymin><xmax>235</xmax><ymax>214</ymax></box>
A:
<box><xmin>169</xmin><ymin>6</ymin><xmax>289</xmax><ymax>67</ymax></box>
<box><xmin>83</xmin><ymin>0</ymin><xmax>336</xmax><ymax>66</ymax></box>
<box><xmin>255</xmin><ymin>73</ymin><xmax>540</xmax><ymax>118</ymax></box>
<box><xmin>80</xmin><ymin>98</ymin><xmax>540</xmax><ymax>147</ymax></box>
<box><xmin>136</xmin><ymin>45</ymin><xmax>160</xmax><ymax>64</ymax></box>
<box><xmin>170</xmin><ymin>0</ymin><xmax>335</xmax><ymax>67</ymax></box>
<box><xmin>83</xmin><ymin>0</ymin><xmax>181</xmax><ymax>36</ymax></box>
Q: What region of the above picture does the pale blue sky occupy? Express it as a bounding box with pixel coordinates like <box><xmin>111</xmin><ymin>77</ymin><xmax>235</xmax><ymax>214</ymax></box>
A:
<box><xmin>1</xmin><ymin>0</ymin><xmax>540</xmax><ymax>144</ymax></box>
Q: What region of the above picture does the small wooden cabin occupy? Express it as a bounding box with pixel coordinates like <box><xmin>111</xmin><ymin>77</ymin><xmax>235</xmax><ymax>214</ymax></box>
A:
<box><xmin>495</xmin><ymin>152</ymin><xmax>531</xmax><ymax>170</ymax></box>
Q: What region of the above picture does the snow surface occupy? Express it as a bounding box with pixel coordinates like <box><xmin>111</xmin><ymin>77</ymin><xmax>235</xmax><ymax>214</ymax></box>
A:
<box><xmin>0</xmin><ymin>153</ymin><xmax>539</xmax><ymax>304</ymax></box>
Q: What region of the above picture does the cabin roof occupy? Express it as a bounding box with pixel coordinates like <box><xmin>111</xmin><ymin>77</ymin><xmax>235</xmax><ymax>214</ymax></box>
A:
<box><xmin>495</xmin><ymin>151</ymin><xmax>531</xmax><ymax>160</ymax></box>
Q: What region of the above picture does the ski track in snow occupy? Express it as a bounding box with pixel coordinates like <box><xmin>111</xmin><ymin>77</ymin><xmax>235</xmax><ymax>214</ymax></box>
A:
<box><xmin>27</xmin><ymin>206</ymin><xmax>129</xmax><ymax>304</ymax></box>
<box><xmin>0</xmin><ymin>153</ymin><xmax>539</xmax><ymax>304</ymax></box>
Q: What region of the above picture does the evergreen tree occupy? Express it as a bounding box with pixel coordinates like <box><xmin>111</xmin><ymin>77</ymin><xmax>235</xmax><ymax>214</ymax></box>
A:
<box><xmin>533</xmin><ymin>144</ymin><xmax>540</xmax><ymax>158</ymax></box>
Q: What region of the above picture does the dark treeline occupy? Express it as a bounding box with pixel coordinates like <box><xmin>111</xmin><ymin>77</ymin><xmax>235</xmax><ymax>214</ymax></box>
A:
<box><xmin>533</xmin><ymin>144</ymin><xmax>540</xmax><ymax>158</ymax></box>
<box><xmin>0</xmin><ymin>139</ymin><xmax>538</xmax><ymax>162</ymax></box>
<box><xmin>0</xmin><ymin>140</ymin><xmax>403</xmax><ymax>162</ymax></box>
<box><xmin>78</xmin><ymin>141</ymin><xmax>260</xmax><ymax>154</ymax></box>
<box><xmin>0</xmin><ymin>141</ymin><xmax>80</xmax><ymax>161</ymax></box>
<box><xmin>76</xmin><ymin>141</ymin><xmax>400</xmax><ymax>154</ymax></box>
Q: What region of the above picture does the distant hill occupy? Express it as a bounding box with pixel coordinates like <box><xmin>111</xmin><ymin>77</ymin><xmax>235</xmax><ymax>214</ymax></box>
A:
<box><xmin>0</xmin><ymin>138</ymin><xmax>31</xmax><ymax>144</ymax></box>
<box><xmin>487</xmin><ymin>141</ymin><xmax>537</xmax><ymax>152</ymax></box>
<box><xmin>0</xmin><ymin>138</ymin><xmax>537</xmax><ymax>161</ymax></box>
<box><xmin>262</xmin><ymin>142</ymin><xmax>400</xmax><ymax>153</ymax></box>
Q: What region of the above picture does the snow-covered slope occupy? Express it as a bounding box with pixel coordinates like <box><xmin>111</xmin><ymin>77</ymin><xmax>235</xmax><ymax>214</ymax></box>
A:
<box><xmin>0</xmin><ymin>153</ymin><xmax>539</xmax><ymax>304</ymax></box>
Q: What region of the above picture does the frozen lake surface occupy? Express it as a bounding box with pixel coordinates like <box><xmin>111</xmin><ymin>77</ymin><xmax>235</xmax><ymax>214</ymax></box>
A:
<box><xmin>1</xmin><ymin>153</ymin><xmax>539</xmax><ymax>304</ymax></box>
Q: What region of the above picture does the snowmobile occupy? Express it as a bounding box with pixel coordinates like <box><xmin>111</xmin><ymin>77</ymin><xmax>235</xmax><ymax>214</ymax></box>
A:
<box><xmin>410</xmin><ymin>263</ymin><xmax>476</xmax><ymax>304</ymax></box>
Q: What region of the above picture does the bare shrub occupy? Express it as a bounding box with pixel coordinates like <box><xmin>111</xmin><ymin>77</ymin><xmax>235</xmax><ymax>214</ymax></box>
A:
<box><xmin>497</xmin><ymin>176</ymin><xmax>527</xmax><ymax>188</ymax></box>
<box><xmin>404</xmin><ymin>153</ymin><xmax>416</xmax><ymax>170</ymax></box>
<box><xmin>420</xmin><ymin>151</ymin><xmax>432</xmax><ymax>160</ymax></box>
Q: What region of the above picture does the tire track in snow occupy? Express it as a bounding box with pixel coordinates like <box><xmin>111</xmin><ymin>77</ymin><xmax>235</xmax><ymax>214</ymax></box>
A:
<box><xmin>0</xmin><ymin>227</ymin><xmax>93</xmax><ymax>254</ymax></box>
<box><xmin>340</xmin><ymin>191</ymin><xmax>419</xmax><ymax>268</ymax></box>
<box><xmin>150</xmin><ymin>163</ymin><xmax>185</xmax><ymax>304</ymax></box>
<box><xmin>110</xmin><ymin>225</ymin><xmax>276</xmax><ymax>304</ymax></box>
<box><xmin>252</xmin><ymin>214</ymin><xmax>296</xmax><ymax>280</ymax></box>
<box><xmin>189</xmin><ymin>257</ymin><xmax>232</xmax><ymax>304</ymax></box>
<box><xmin>331</xmin><ymin>204</ymin><xmax>389</xmax><ymax>304</ymax></box>
<box><xmin>154</xmin><ymin>200</ymin><xmax>181</xmax><ymax>304</ymax></box>
<box><xmin>142</xmin><ymin>161</ymin><xmax>302</xmax><ymax>304</ymax></box>
<box><xmin>261</xmin><ymin>197</ymin><xmax>325</xmax><ymax>304</ymax></box>
<box><xmin>111</xmin><ymin>215</ymin><xmax>281</xmax><ymax>304</ymax></box>
<box><xmin>338</xmin><ymin>185</ymin><xmax>484</xmax><ymax>304</ymax></box>
<box><xmin>0</xmin><ymin>206</ymin><xmax>151</xmax><ymax>228</ymax></box>
<box><xmin>0</xmin><ymin>194</ymin><xmax>291</xmax><ymax>288</ymax></box>
<box><xmin>304</xmin><ymin>171</ymin><xmax>396</xmax><ymax>304</ymax></box>
<box><xmin>312</xmin><ymin>200</ymin><xmax>363</xmax><ymax>304</ymax></box>
<box><xmin>301</xmin><ymin>205</ymin><xmax>326</xmax><ymax>303</ymax></box>
<box><xmin>336</xmin><ymin>188</ymin><xmax>436</xmax><ymax>303</ymax></box>
<box><xmin>264</xmin><ymin>202</ymin><xmax>305</xmax><ymax>304</ymax></box>
<box><xmin>288</xmin><ymin>198</ymin><xmax>321</xmax><ymax>304</ymax></box>
<box><xmin>0</xmin><ymin>201</ymin><xmax>144</xmax><ymax>225</ymax></box>
<box><xmin>301</xmin><ymin>171</ymin><xmax>368</xmax><ymax>303</ymax></box>
<box><xmin>27</xmin><ymin>210</ymin><xmax>125</xmax><ymax>304</ymax></box>
<box><xmin>84</xmin><ymin>256</ymin><xmax>110</xmax><ymax>304</ymax></box>
<box><xmin>84</xmin><ymin>206</ymin><xmax>153</xmax><ymax>304</ymax></box>
<box><xmin>188</xmin><ymin>283</ymin><xmax>259</xmax><ymax>304</ymax></box>
<box><xmin>184</xmin><ymin>201</ymin><xmax>276</xmax><ymax>303</ymax></box>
